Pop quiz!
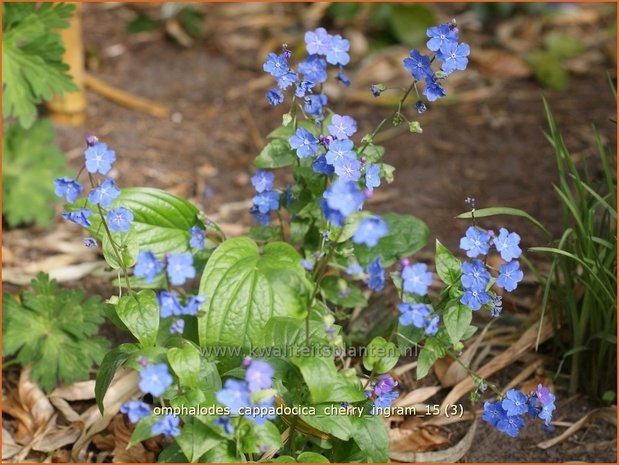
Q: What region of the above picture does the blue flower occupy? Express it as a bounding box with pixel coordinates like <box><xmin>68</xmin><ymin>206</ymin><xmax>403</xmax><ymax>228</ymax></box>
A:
<box><xmin>277</xmin><ymin>71</ymin><xmax>298</xmax><ymax>90</ymax></box>
<box><xmin>139</xmin><ymin>363</ymin><xmax>173</xmax><ymax>397</ymax></box>
<box><xmin>170</xmin><ymin>318</ymin><xmax>185</xmax><ymax>335</ymax></box>
<box><xmin>343</xmin><ymin>264</ymin><xmax>361</xmax><ymax>277</ymax></box>
<box><xmin>134</xmin><ymin>250</ymin><xmax>163</xmax><ymax>283</ymax></box>
<box><xmin>263</xmin><ymin>52</ymin><xmax>289</xmax><ymax>77</ymax></box>
<box><xmin>295</xmin><ymin>80</ymin><xmax>314</xmax><ymax>98</ymax></box>
<box><xmin>107</xmin><ymin>207</ymin><xmax>133</xmax><ymax>232</ymax></box>
<box><xmin>337</xmin><ymin>68</ymin><xmax>351</xmax><ymax>86</ymax></box>
<box><xmin>325</xmin><ymin>139</ymin><xmax>355</xmax><ymax>167</ymax></box>
<box><xmin>320</xmin><ymin>199</ymin><xmax>345</xmax><ymax>227</ymax></box>
<box><xmin>438</xmin><ymin>42</ymin><xmax>470</xmax><ymax>76</ymax></box>
<box><xmin>215</xmin><ymin>416</ymin><xmax>234</xmax><ymax>434</ymax></box>
<box><xmin>372</xmin><ymin>391</ymin><xmax>399</xmax><ymax>414</ymax></box>
<box><xmin>367</xmin><ymin>257</ymin><xmax>385</xmax><ymax>292</ymax></box>
<box><xmin>54</xmin><ymin>177</ymin><xmax>83</xmax><ymax>203</ymax></box>
<box><xmin>324</xmin><ymin>179</ymin><xmax>364</xmax><ymax>217</ymax></box>
<box><xmin>83</xmin><ymin>237</ymin><xmax>97</xmax><ymax>248</ymax></box>
<box><xmin>245</xmin><ymin>360</ymin><xmax>275</xmax><ymax>392</ymax></box>
<box><xmin>252</xmin><ymin>191</ymin><xmax>280</xmax><ymax>214</ymax></box>
<box><xmin>402</xmin><ymin>263</ymin><xmax>433</xmax><ymax>296</ymax></box>
<box><xmin>364</xmin><ymin>164</ymin><xmax>381</xmax><ymax>191</ymax></box>
<box><xmin>416</xmin><ymin>101</ymin><xmax>427</xmax><ymax>114</ymax></box>
<box><xmin>536</xmin><ymin>384</ymin><xmax>555</xmax><ymax>406</ymax></box>
<box><xmin>266</xmin><ymin>88</ymin><xmax>284</xmax><ymax>105</ymax></box>
<box><xmin>496</xmin><ymin>260</ymin><xmax>523</xmax><ymax>292</ymax></box>
<box><xmin>493</xmin><ymin>228</ymin><xmax>522</xmax><ymax>262</ymax></box>
<box><xmin>62</xmin><ymin>208</ymin><xmax>92</xmax><ymax>228</ymax></box>
<box><xmin>298</xmin><ymin>55</ymin><xmax>328</xmax><ymax>83</ymax></box>
<box><xmin>426</xmin><ymin>23</ymin><xmax>458</xmax><ymax>52</ymax></box>
<box><xmin>538</xmin><ymin>400</ymin><xmax>556</xmax><ymax>427</ymax></box>
<box><xmin>423</xmin><ymin>77</ymin><xmax>446</xmax><ymax>102</ymax></box>
<box><xmin>158</xmin><ymin>291</ymin><xmax>183</xmax><ymax>318</ymax></box>
<box><xmin>460</xmin><ymin>288</ymin><xmax>490</xmax><ymax>311</ymax></box>
<box><xmin>245</xmin><ymin>397</ymin><xmax>277</xmax><ymax>426</ymax></box>
<box><xmin>403</xmin><ymin>49</ymin><xmax>433</xmax><ymax>81</ymax></box>
<box><xmin>489</xmin><ymin>295</ymin><xmax>502</xmax><ymax>317</ymax></box>
<box><xmin>496</xmin><ymin>413</ymin><xmax>525</xmax><ymax>437</ymax></box>
<box><xmin>326</xmin><ymin>34</ymin><xmax>350</xmax><ymax>66</ymax></box>
<box><xmin>88</xmin><ymin>178</ymin><xmax>120</xmax><ymax>208</ymax></box>
<box><xmin>289</xmin><ymin>127</ymin><xmax>319</xmax><ymax>159</ymax></box>
<box><xmin>312</xmin><ymin>154</ymin><xmax>335</xmax><ymax>175</ymax></box>
<box><xmin>152</xmin><ymin>415</ymin><xmax>181</xmax><ymax>437</ymax></box>
<box><xmin>120</xmin><ymin>400</ymin><xmax>151</xmax><ymax>423</ymax></box>
<box><xmin>166</xmin><ymin>252</ymin><xmax>195</xmax><ymax>286</ymax></box>
<box><xmin>460</xmin><ymin>260</ymin><xmax>491</xmax><ymax>291</ymax></box>
<box><xmin>374</xmin><ymin>374</ymin><xmax>397</xmax><ymax>396</ymax></box>
<box><xmin>398</xmin><ymin>302</ymin><xmax>431</xmax><ymax>328</ymax></box>
<box><xmin>328</xmin><ymin>114</ymin><xmax>357</xmax><ymax>140</ymax></box>
<box><xmin>502</xmin><ymin>389</ymin><xmax>529</xmax><ymax>416</ymax></box>
<box><xmin>334</xmin><ymin>156</ymin><xmax>361</xmax><ymax>182</ymax></box>
<box><xmin>250</xmin><ymin>205</ymin><xmax>271</xmax><ymax>225</ymax></box>
<box><xmin>300</xmin><ymin>258</ymin><xmax>315</xmax><ymax>271</ymax></box>
<box><xmin>303</xmin><ymin>93</ymin><xmax>328</xmax><ymax>116</ymax></box>
<box><xmin>353</xmin><ymin>216</ymin><xmax>388</xmax><ymax>247</ymax></box>
<box><xmin>424</xmin><ymin>315</ymin><xmax>440</xmax><ymax>336</ymax></box>
<box><xmin>459</xmin><ymin>226</ymin><xmax>491</xmax><ymax>258</ymax></box>
<box><xmin>251</xmin><ymin>170</ymin><xmax>275</xmax><ymax>193</ymax></box>
<box><xmin>305</xmin><ymin>27</ymin><xmax>332</xmax><ymax>55</ymax></box>
<box><xmin>189</xmin><ymin>225</ymin><xmax>206</xmax><ymax>250</ymax></box>
<box><xmin>216</xmin><ymin>379</ymin><xmax>252</xmax><ymax>415</ymax></box>
<box><xmin>85</xmin><ymin>142</ymin><xmax>116</xmax><ymax>175</ymax></box>
<box><xmin>482</xmin><ymin>401</ymin><xmax>507</xmax><ymax>427</ymax></box>
<box><xmin>182</xmin><ymin>295</ymin><xmax>205</xmax><ymax>316</ymax></box>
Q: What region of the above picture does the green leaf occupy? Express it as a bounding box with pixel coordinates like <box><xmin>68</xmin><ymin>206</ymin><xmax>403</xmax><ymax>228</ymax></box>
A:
<box><xmin>254</xmin><ymin>139</ymin><xmax>297</xmax><ymax>168</ymax></box>
<box><xmin>116</xmin><ymin>290</ymin><xmax>160</xmax><ymax>347</ymax></box>
<box><xmin>168</xmin><ymin>343</ymin><xmax>201</xmax><ymax>389</ymax></box>
<box><xmin>175</xmin><ymin>417</ymin><xmax>220</xmax><ymax>462</ymax></box>
<box><xmin>260</xmin><ymin>316</ymin><xmax>330</xmax><ymax>348</ymax></box>
<box><xmin>240</xmin><ymin>421</ymin><xmax>283</xmax><ymax>454</ymax></box>
<box><xmin>272</xmin><ymin>455</ymin><xmax>297</xmax><ymax>463</ymax></box>
<box><xmin>2</xmin><ymin>273</ymin><xmax>108</xmax><ymax>392</ymax></box>
<box><xmin>102</xmin><ymin>229</ymin><xmax>140</xmax><ymax>269</ymax></box>
<box><xmin>76</xmin><ymin>187</ymin><xmax>203</xmax><ymax>258</ymax></box>
<box><xmin>2</xmin><ymin>3</ymin><xmax>78</xmax><ymax>127</ymax></box>
<box><xmin>129</xmin><ymin>414</ymin><xmax>160</xmax><ymax>447</ymax></box>
<box><xmin>354</xmin><ymin>213</ymin><xmax>429</xmax><ymax>267</ymax></box>
<box><xmin>95</xmin><ymin>343</ymin><xmax>138</xmax><ymax>413</ymax></box>
<box><xmin>360</xmin><ymin>144</ymin><xmax>385</xmax><ymax>163</ymax></box>
<box><xmin>456</xmin><ymin>206</ymin><xmax>550</xmax><ymax>237</ymax></box>
<box><xmin>198</xmin><ymin>237</ymin><xmax>310</xmax><ymax>348</ymax></box>
<box><xmin>321</xmin><ymin>276</ymin><xmax>368</xmax><ymax>308</ymax></box>
<box><xmin>350</xmin><ymin>414</ymin><xmax>389</xmax><ymax>462</ymax></box>
<box><xmin>417</xmin><ymin>337</ymin><xmax>445</xmax><ymax>380</ymax></box>
<box><xmin>545</xmin><ymin>32</ymin><xmax>584</xmax><ymax>59</ymax></box>
<box><xmin>363</xmin><ymin>337</ymin><xmax>399</xmax><ymax>374</ymax></box>
<box><xmin>300</xmin><ymin>404</ymin><xmax>353</xmax><ymax>441</ymax></box>
<box><xmin>297</xmin><ymin>452</ymin><xmax>330</xmax><ymax>463</ymax></box>
<box><xmin>526</xmin><ymin>50</ymin><xmax>569</xmax><ymax>91</ymax></box>
<box><xmin>435</xmin><ymin>240</ymin><xmax>461</xmax><ymax>286</ymax></box>
<box><xmin>198</xmin><ymin>442</ymin><xmax>238</xmax><ymax>462</ymax></box>
<box><xmin>388</xmin><ymin>4</ymin><xmax>436</xmax><ymax>47</ymax></box>
<box><xmin>2</xmin><ymin>120</ymin><xmax>68</xmax><ymax>227</ymax></box>
<box><xmin>158</xmin><ymin>442</ymin><xmax>188</xmax><ymax>463</ymax></box>
<box><xmin>443</xmin><ymin>304</ymin><xmax>472</xmax><ymax>345</ymax></box>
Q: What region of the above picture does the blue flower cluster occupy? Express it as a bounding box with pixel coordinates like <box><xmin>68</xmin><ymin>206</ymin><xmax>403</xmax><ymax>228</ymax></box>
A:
<box><xmin>119</xmin><ymin>362</ymin><xmax>181</xmax><ymax>438</ymax></box>
<box><xmin>459</xmin><ymin>226</ymin><xmax>523</xmax><ymax>313</ymax></box>
<box><xmin>56</xmin><ymin>137</ymin><xmax>134</xmax><ymax>233</ymax></box>
<box><xmin>215</xmin><ymin>359</ymin><xmax>277</xmax><ymax>432</ymax></box>
<box><xmin>366</xmin><ymin>374</ymin><xmax>399</xmax><ymax>415</ymax></box>
<box><xmin>482</xmin><ymin>385</ymin><xmax>556</xmax><ymax>437</ymax></box>
<box><xmin>250</xmin><ymin>170</ymin><xmax>280</xmax><ymax>225</ymax></box>
<box><xmin>263</xmin><ymin>27</ymin><xmax>351</xmax><ymax>115</ymax></box>
<box><xmin>395</xmin><ymin>261</ymin><xmax>440</xmax><ymax>335</ymax></box>
<box><xmin>402</xmin><ymin>21</ymin><xmax>470</xmax><ymax>102</ymax></box>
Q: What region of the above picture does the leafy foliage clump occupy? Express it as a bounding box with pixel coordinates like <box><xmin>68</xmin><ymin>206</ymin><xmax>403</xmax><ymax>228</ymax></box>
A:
<box><xmin>2</xmin><ymin>120</ymin><xmax>68</xmax><ymax>227</ymax></box>
<box><xmin>2</xmin><ymin>2</ymin><xmax>78</xmax><ymax>128</ymax></box>
<box><xmin>3</xmin><ymin>273</ymin><xmax>109</xmax><ymax>392</ymax></box>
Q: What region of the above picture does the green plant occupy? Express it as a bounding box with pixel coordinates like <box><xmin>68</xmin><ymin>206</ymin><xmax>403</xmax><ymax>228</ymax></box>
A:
<box><xmin>532</xmin><ymin>99</ymin><xmax>617</xmax><ymax>399</ymax></box>
<box><xmin>2</xmin><ymin>2</ymin><xmax>77</xmax><ymax>227</ymax></box>
<box><xmin>2</xmin><ymin>273</ymin><xmax>110</xmax><ymax>392</ymax></box>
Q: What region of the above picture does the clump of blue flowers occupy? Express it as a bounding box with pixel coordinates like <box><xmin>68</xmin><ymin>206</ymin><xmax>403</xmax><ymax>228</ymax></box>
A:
<box><xmin>483</xmin><ymin>385</ymin><xmax>556</xmax><ymax>437</ymax></box>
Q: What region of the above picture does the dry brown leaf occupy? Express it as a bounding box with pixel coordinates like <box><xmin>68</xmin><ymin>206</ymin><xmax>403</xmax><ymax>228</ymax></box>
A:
<box><xmin>389</xmin><ymin>425</ymin><xmax>448</xmax><ymax>453</ymax></box>
<box><xmin>92</xmin><ymin>415</ymin><xmax>157</xmax><ymax>463</ymax></box>
<box><xmin>393</xmin><ymin>386</ymin><xmax>441</xmax><ymax>408</ymax></box>
<box><xmin>390</xmin><ymin>419</ymin><xmax>478</xmax><ymax>462</ymax></box>
<box><xmin>537</xmin><ymin>406</ymin><xmax>617</xmax><ymax>449</ymax></box>
<box><xmin>2</xmin><ymin>427</ymin><xmax>22</xmax><ymax>460</ymax></box>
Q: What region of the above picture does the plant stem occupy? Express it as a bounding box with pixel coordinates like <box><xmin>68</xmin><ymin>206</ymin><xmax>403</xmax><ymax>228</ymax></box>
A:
<box><xmin>445</xmin><ymin>348</ymin><xmax>503</xmax><ymax>398</ymax></box>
